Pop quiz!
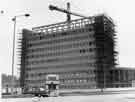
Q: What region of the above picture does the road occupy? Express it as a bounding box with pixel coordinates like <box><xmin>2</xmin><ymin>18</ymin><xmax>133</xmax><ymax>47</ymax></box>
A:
<box><xmin>1</xmin><ymin>92</ymin><xmax>135</xmax><ymax>102</ymax></box>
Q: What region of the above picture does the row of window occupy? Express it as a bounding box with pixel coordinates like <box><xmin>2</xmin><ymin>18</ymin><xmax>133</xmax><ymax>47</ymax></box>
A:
<box><xmin>60</xmin><ymin>72</ymin><xmax>95</xmax><ymax>78</ymax></box>
<box><xmin>27</xmin><ymin>41</ymin><xmax>95</xmax><ymax>53</ymax></box>
<box><xmin>26</xmin><ymin>55</ymin><xmax>96</xmax><ymax>65</ymax></box>
<box><xmin>60</xmin><ymin>84</ymin><xmax>96</xmax><ymax>89</ymax></box>
<box><xmin>26</xmin><ymin>60</ymin><xmax>96</xmax><ymax>68</ymax></box>
<box><xmin>26</xmin><ymin>48</ymin><xmax>96</xmax><ymax>59</ymax></box>
<box><xmin>80</xmin><ymin>48</ymin><xmax>96</xmax><ymax>53</ymax></box>
<box><xmin>61</xmin><ymin>77</ymin><xmax>96</xmax><ymax>83</ymax></box>
<box><xmin>113</xmin><ymin>73</ymin><xmax>135</xmax><ymax>81</ymax></box>
<box><xmin>26</xmin><ymin>48</ymin><xmax>78</xmax><ymax>58</ymax></box>
<box><xmin>28</xmin><ymin>29</ymin><xmax>94</xmax><ymax>44</ymax></box>
<box><xmin>25</xmin><ymin>78</ymin><xmax>96</xmax><ymax>84</ymax></box>
<box><xmin>26</xmin><ymin>70</ymin><xmax>96</xmax><ymax>79</ymax></box>
<box><xmin>27</xmin><ymin>26</ymin><xmax>94</xmax><ymax>41</ymax></box>
<box><xmin>26</xmin><ymin>62</ymin><xmax>97</xmax><ymax>70</ymax></box>
<box><xmin>27</xmin><ymin>34</ymin><xmax>94</xmax><ymax>47</ymax></box>
<box><xmin>26</xmin><ymin>84</ymin><xmax>97</xmax><ymax>89</ymax></box>
<box><xmin>26</xmin><ymin>84</ymin><xmax>97</xmax><ymax>90</ymax></box>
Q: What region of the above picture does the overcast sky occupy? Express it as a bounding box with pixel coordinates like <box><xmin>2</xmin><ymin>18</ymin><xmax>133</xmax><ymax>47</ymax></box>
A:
<box><xmin>0</xmin><ymin>0</ymin><xmax>135</xmax><ymax>76</ymax></box>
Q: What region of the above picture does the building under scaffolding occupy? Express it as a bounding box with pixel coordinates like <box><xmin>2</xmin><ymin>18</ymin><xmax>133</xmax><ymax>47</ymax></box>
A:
<box><xmin>19</xmin><ymin>14</ymin><xmax>129</xmax><ymax>92</ymax></box>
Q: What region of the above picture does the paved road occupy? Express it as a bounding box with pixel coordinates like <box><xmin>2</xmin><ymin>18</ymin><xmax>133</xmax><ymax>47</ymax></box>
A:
<box><xmin>1</xmin><ymin>92</ymin><xmax>135</xmax><ymax>102</ymax></box>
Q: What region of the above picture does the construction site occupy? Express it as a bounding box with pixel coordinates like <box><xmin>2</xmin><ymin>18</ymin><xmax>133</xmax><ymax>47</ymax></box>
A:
<box><xmin>5</xmin><ymin>3</ymin><xmax>134</xmax><ymax>96</ymax></box>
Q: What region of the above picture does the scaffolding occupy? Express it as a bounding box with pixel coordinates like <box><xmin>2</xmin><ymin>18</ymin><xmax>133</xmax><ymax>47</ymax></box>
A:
<box><xmin>19</xmin><ymin>14</ymin><xmax>118</xmax><ymax>90</ymax></box>
<box><xmin>94</xmin><ymin>15</ymin><xmax>117</xmax><ymax>88</ymax></box>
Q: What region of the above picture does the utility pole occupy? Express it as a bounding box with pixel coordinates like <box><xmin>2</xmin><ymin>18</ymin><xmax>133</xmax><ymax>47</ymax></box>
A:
<box><xmin>11</xmin><ymin>14</ymin><xmax>30</xmax><ymax>95</ymax></box>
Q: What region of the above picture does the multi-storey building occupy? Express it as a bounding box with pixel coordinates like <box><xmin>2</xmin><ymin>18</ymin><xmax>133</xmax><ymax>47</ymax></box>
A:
<box><xmin>20</xmin><ymin>14</ymin><xmax>117</xmax><ymax>92</ymax></box>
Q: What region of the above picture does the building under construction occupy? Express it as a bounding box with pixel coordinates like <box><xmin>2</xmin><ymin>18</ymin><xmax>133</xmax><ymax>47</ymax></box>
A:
<box><xmin>19</xmin><ymin>14</ymin><xmax>118</xmax><ymax>92</ymax></box>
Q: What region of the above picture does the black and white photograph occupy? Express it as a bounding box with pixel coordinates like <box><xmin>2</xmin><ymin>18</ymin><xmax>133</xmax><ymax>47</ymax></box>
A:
<box><xmin>0</xmin><ymin>0</ymin><xmax>135</xmax><ymax>102</ymax></box>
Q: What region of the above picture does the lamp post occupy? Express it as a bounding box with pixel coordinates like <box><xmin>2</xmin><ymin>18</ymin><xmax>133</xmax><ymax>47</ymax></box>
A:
<box><xmin>11</xmin><ymin>14</ymin><xmax>30</xmax><ymax>95</ymax></box>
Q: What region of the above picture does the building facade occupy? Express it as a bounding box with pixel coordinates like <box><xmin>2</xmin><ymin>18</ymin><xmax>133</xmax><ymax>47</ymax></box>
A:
<box><xmin>20</xmin><ymin>14</ymin><xmax>117</xmax><ymax>92</ymax></box>
<box><xmin>111</xmin><ymin>67</ymin><xmax>135</xmax><ymax>87</ymax></box>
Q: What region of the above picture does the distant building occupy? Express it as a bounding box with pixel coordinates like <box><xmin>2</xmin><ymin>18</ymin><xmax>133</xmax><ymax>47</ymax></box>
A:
<box><xmin>111</xmin><ymin>67</ymin><xmax>135</xmax><ymax>87</ymax></box>
<box><xmin>1</xmin><ymin>74</ymin><xmax>20</xmax><ymax>94</ymax></box>
<box><xmin>19</xmin><ymin>14</ymin><xmax>118</xmax><ymax>93</ymax></box>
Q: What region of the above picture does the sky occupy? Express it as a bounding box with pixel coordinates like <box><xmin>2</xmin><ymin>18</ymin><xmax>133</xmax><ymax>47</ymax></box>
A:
<box><xmin>0</xmin><ymin>0</ymin><xmax>135</xmax><ymax>76</ymax></box>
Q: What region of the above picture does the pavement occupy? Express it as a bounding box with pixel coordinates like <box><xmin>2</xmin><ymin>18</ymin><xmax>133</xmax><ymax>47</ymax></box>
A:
<box><xmin>1</xmin><ymin>88</ymin><xmax>135</xmax><ymax>102</ymax></box>
<box><xmin>1</xmin><ymin>92</ymin><xmax>135</xmax><ymax>102</ymax></box>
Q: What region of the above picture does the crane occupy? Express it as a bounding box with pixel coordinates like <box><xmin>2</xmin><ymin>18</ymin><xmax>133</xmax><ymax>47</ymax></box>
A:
<box><xmin>49</xmin><ymin>2</ymin><xmax>88</xmax><ymax>22</ymax></box>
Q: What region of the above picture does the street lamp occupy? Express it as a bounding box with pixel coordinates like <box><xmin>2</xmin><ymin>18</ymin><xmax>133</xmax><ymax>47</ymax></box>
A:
<box><xmin>11</xmin><ymin>13</ymin><xmax>30</xmax><ymax>95</ymax></box>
